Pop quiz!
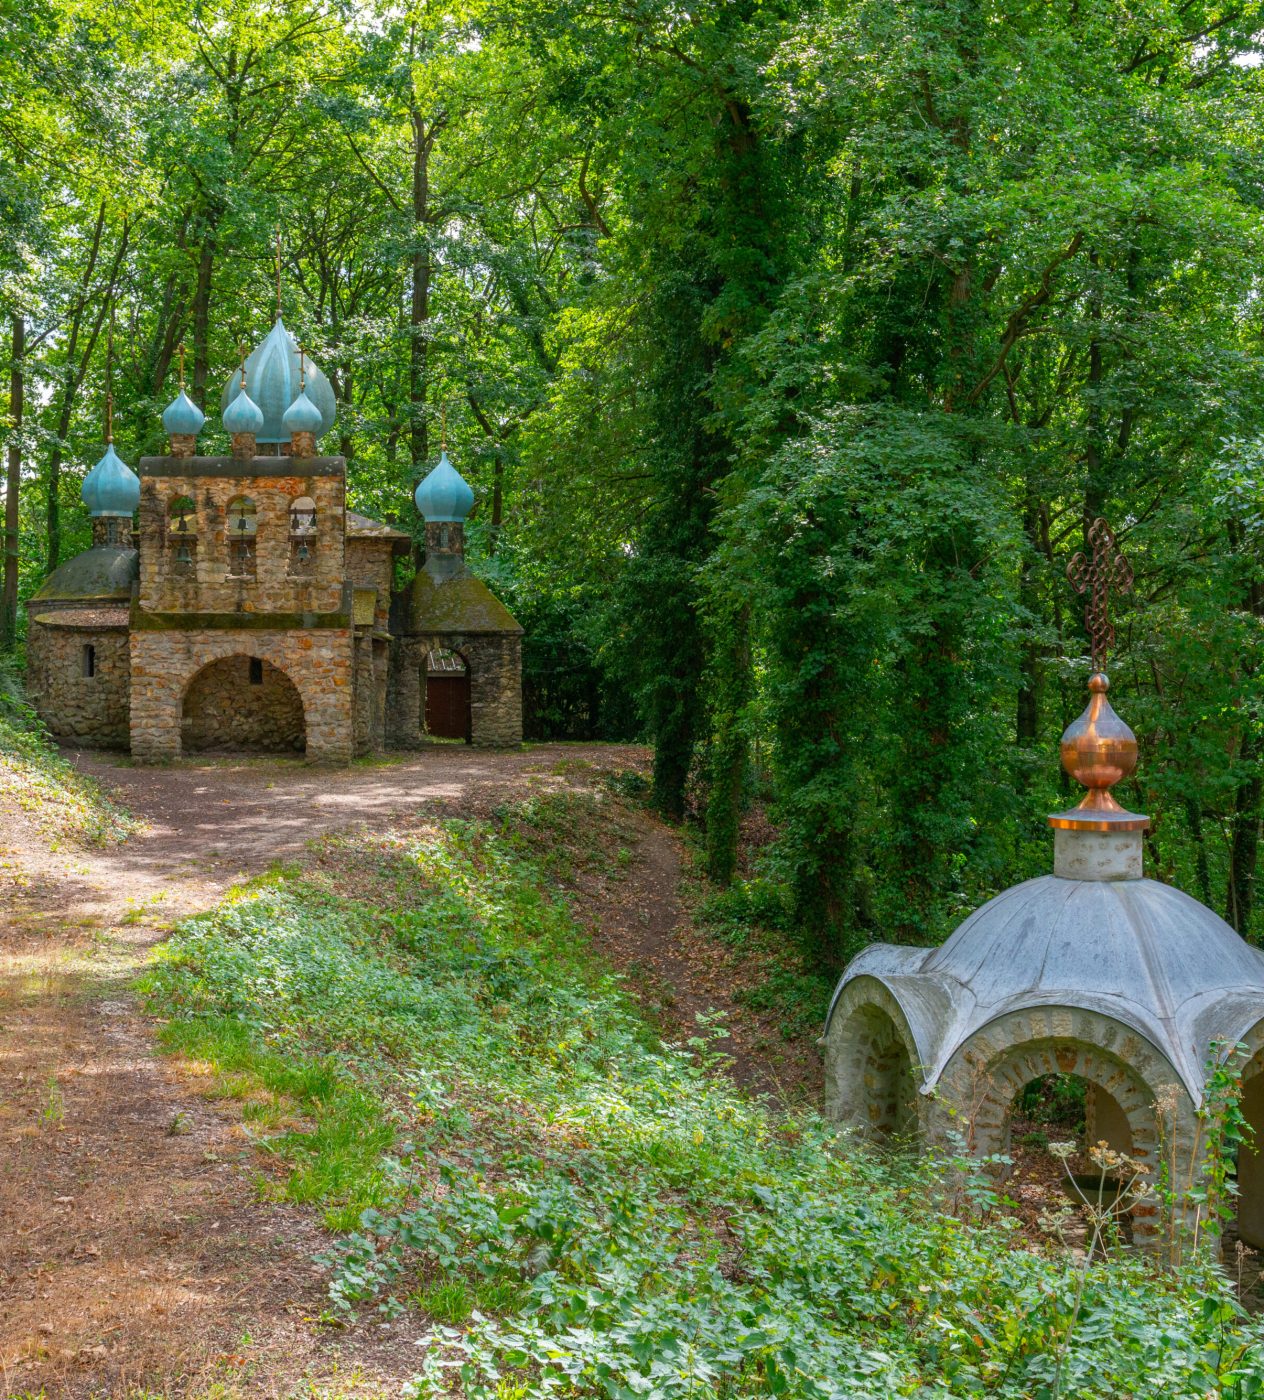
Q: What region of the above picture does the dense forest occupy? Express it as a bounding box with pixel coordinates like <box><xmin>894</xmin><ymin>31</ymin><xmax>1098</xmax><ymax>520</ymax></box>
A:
<box><xmin>5</xmin><ymin>0</ymin><xmax>1264</xmax><ymax>968</ymax></box>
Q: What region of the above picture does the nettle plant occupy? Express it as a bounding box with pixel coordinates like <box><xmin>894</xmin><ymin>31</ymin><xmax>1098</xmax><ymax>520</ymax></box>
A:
<box><xmin>1153</xmin><ymin>1041</ymin><xmax>1257</xmax><ymax>1270</ymax></box>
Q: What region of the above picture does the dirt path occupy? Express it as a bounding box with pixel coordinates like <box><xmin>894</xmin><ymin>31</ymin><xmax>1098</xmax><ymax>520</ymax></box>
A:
<box><xmin>574</xmin><ymin>807</ymin><xmax>820</xmax><ymax>1102</ymax></box>
<box><xmin>0</xmin><ymin>745</ymin><xmax>815</xmax><ymax>1398</ymax></box>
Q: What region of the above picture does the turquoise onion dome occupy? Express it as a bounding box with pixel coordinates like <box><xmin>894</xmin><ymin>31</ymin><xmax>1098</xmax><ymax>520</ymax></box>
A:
<box><xmin>281</xmin><ymin>390</ymin><xmax>323</xmax><ymax>436</ymax></box>
<box><xmin>81</xmin><ymin>443</ymin><xmax>141</xmax><ymax>518</ymax></box>
<box><xmin>223</xmin><ymin>387</ymin><xmax>264</xmax><ymax>435</ymax></box>
<box><xmin>161</xmin><ymin>389</ymin><xmax>206</xmax><ymax>437</ymax></box>
<box><xmin>415</xmin><ymin>451</ymin><xmax>475</xmax><ymax>523</ymax></box>
<box><xmin>220</xmin><ymin>316</ymin><xmax>336</xmax><ymax>444</ymax></box>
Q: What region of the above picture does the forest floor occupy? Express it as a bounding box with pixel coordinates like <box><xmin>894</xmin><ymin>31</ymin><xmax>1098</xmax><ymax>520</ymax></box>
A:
<box><xmin>0</xmin><ymin>744</ymin><xmax>818</xmax><ymax>1398</ymax></box>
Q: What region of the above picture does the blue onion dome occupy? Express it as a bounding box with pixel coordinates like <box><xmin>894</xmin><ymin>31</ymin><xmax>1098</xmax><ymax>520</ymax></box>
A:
<box><xmin>414</xmin><ymin>451</ymin><xmax>475</xmax><ymax>522</ymax></box>
<box><xmin>81</xmin><ymin>443</ymin><xmax>140</xmax><ymax>518</ymax></box>
<box><xmin>223</xmin><ymin>387</ymin><xmax>264</xmax><ymax>435</ymax></box>
<box><xmin>282</xmin><ymin>390</ymin><xmax>323</xmax><ymax>436</ymax></box>
<box><xmin>161</xmin><ymin>388</ymin><xmax>206</xmax><ymax>437</ymax></box>
<box><xmin>219</xmin><ymin>317</ymin><xmax>336</xmax><ymax>444</ymax></box>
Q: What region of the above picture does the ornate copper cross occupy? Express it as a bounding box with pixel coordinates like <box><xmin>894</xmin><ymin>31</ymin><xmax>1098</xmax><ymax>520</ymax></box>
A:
<box><xmin>1067</xmin><ymin>517</ymin><xmax>1133</xmax><ymax>671</ymax></box>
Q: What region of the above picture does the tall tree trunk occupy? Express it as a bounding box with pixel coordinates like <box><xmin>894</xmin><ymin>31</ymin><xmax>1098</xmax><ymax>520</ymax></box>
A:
<box><xmin>1015</xmin><ymin>481</ymin><xmax>1041</xmax><ymax>783</ymax></box>
<box><xmin>1227</xmin><ymin>732</ymin><xmax>1263</xmax><ymax>938</ymax></box>
<box><xmin>2</xmin><ymin>313</ymin><xmax>23</xmax><ymax>650</ymax></box>
<box><xmin>1227</xmin><ymin>555</ymin><xmax>1264</xmax><ymax>936</ymax></box>
<box><xmin>705</xmin><ymin>600</ymin><xmax>751</xmax><ymax>885</ymax></box>
<box><xmin>467</xmin><ymin>393</ymin><xmax>504</xmax><ymax>553</ymax></box>
<box><xmin>46</xmin><ymin>201</ymin><xmax>112</xmax><ymax>574</ymax></box>
<box><xmin>192</xmin><ymin>227</ymin><xmax>217</xmax><ymax>410</ymax></box>
<box><xmin>1185</xmin><ymin>795</ymin><xmax>1214</xmax><ymax>908</ymax></box>
<box><xmin>409</xmin><ymin>107</ymin><xmax>431</xmax><ymax>482</ymax></box>
<box><xmin>1082</xmin><ymin>253</ymin><xmax>1105</xmax><ymax>537</ymax></box>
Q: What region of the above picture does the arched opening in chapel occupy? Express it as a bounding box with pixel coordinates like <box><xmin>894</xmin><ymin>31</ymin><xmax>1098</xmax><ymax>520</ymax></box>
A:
<box><xmin>423</xmin><ymin>648</ymin><xmax>470</xmax><ymax>742</ymax></box>
<box><xmin>181</xmin><ymin>655</ymin><xmax>306</xmax><ymax>755</ymax></box>
<box><xmin>1010</xmin><ymin>1071</ymin><xmax>1132</xmax><ymax>1151</ymax></box>
<box><xmin>832</xmin><ymin>1002</ymin><xmax>917</xmax><ymax>1145</ymax></box>
<box><xmin>1006</xmin><ymin>1071</ymin><xmax>1135</xmax><ymax>1232</ymax></box>
<box><xmin>1234</xmin><ymin>1058</ymin><xmax>1264</xmax><ymax>1251</ymax></box>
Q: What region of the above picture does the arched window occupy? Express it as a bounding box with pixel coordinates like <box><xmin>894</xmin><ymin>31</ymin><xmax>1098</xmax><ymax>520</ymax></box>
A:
<box><xmin>289</xmin><ymin>496</ymin><xmax>316</xmax><ymax>575</ymax></box>
<box><xmin>169</xmin><ymin>495</ymin><xmax>197</xmax><ymax>576</ymax></box>
<box><xmin>227</xmin><ymin>496</ymin><xmax>257</xmax><ymax>578</ymax></box>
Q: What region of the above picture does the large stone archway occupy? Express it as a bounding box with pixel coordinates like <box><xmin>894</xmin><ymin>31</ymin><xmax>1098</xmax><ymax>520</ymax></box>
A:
<box><xmin>823</xmin><ymin>977</ymin><xmax>922</xmax><ymax>1142</ymax></box>
<box><xmin>130</xmin><ymin>627</ymin><xmax>354</xmax><ymax>762</ymax></box>
<box><xmin>181</xmin><ymin>655</ymin><xmax>305</xmax><ymax>753</ymax></box>
<box><xmin>933</xmin><ymin>1006</ymin><xmax>1192</xmax><ymax>1249</ymax></box>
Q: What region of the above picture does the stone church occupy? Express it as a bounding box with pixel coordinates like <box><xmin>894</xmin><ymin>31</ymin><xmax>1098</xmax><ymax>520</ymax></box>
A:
<box><xmin>26</xmin><ymin>317</ymin><xmax>522</xmax><ymax>762</ymax></box>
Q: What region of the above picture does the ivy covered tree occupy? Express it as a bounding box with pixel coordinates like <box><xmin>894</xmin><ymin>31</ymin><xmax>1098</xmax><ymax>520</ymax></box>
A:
<box><xmin>3</xmin><ymin>0</ymin><xmax>1264</xmax><ymax>961</ymax></box>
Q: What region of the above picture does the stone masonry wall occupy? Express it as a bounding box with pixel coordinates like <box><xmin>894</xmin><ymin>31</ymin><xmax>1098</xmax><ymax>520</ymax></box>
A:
<box><xmin>351</xmin><ymin>635</ymin><xmax>390</xmax><ymax>755</ymax></box>
<box><xmin>345</xmin><ymin>539</ymin><xmax>395</xmax><ymax>630</ymax></box>
<box><xmin>388</xmin><ymin>632</ymin><xmax>522</xmax><ymax>747</ymax></box>
<box><xmin>182</xmin><ymin>654</ymin><xmax>305</xmax><ymax>752</ymax></box>
<box><xmin>130</xmin><ymin>628</ymin><xmax>354</xmax><ymax>762</ymax></box>
<box><xmin>137</xmin><ymin>460</ymin><xmax>345</xmax><ymax>616</ymax></box>
<box><xmin>27</xmin><ymin>621</ymin><xmax>130</xmax><ymax>749</ymax></box>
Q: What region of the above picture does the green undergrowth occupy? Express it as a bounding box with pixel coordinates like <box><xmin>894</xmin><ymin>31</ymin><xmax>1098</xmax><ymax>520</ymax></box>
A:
<box><xmin>697</xmin><ymin>876</ymin><xmax>834</xmax><ymax>1042</ymax></box>
<box><xmin>0</xmin><ymin>659</ymin><xmax>137</xmax><ymax>845</ymax></box>
<box><xmin>142</xmin><ymin>792</ymin><xmax>1264</xmax><ymax>1399</ymax></box>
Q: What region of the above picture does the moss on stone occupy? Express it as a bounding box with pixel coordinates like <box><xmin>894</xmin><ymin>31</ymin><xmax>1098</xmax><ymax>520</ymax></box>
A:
<box><xmin>131</xmin><ymin>607</ymin><xmax>351</xmax><ymax>631</ymax></box>
<box><xmin>30</xmin><ymin>546</ymin><xmax>139</xmax><ymax>604</ymax></box>
<box><xmin>408</xmin><ymin>570</ymin><xmax>522</xmax><ymax>635</ymax></box>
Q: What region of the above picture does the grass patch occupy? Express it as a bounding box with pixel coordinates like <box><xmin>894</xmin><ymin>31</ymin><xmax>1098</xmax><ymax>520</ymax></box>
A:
<box><xmin>142</xmin><ymin>795</ymin><xmax>1264</xmax><ymax>1400</ymax></box>
<box><xmin>0</xmin><ymin>660</ymin><xmax>137</xmax><ymax>846</ymax></box>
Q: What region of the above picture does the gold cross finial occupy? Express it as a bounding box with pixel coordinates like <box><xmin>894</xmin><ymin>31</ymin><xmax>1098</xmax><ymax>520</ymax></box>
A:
<box><xmin>275</xmin><ymin>231</ymin><xmax>282</xmax><ymax>319</ymax></box>
<box><xmin>238</xmin><ymin>342</ymin><xmax>248</xmax><ymax>390</ymax></box>
<box><xmin>1067</xmin><ymin>518</ymin><xmax>1133</xmax><ymax>671</ymax></box>
<box><xmin>177</xmin><ymin>341</ymin><xmax>186</xmax><ymax>390</ymax></box>
<box><xmin>298</xmin><ymin>342</ymin><xmax>306</xmax><ymax>393</ymax></box>
<box><xmin>440</xmin><ymin>402</ymin><xmax>447</xmax><ymax>452</ymax></box>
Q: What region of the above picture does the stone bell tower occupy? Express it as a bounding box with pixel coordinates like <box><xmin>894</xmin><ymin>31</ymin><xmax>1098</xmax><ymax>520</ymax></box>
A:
<box><xmin>128</xmin><ymin>317</ymin><xmax>354</xmax><ymax>762</ymax></box>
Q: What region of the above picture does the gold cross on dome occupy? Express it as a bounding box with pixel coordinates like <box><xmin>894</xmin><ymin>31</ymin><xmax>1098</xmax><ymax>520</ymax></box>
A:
<box><xmin>1067</xmin><ymin>517</ymin><xmax>1134</xmax><ymax>671</ymax></box>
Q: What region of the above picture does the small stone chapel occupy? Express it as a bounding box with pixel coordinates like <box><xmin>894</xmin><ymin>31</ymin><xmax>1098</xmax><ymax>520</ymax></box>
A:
<box><xmin>26</xmin><ymin>316</ymin><xmax>523</xmax><ymax>762</ymax></box>
<box><xmin>823</xmin><ymin>520</ymin><xmax>1264</xmax><ymax>1252</ymax></box>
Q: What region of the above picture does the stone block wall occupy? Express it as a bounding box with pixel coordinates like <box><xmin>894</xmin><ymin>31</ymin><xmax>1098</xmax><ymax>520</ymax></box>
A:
<box><xmin>352</xmin><ymin>633</ymin><xmax>390</xmax><ymax>755</ymax></box>
<box><xmin>130</xmin><ymin>627</ymin><xmax>354</xmax><ymax>762</ymax></box>
<box><xmin>27</xmin><ymin>617</ymin><xmax>130</xmax><ymax>749</ymax></box>
<box><xmin>388</xmin><ymin>632</ymin><xmax>522</xmax><ymax>747</ymax></box>
<box><xmin>467</xmin><ymin>634</ymin><xmax>522</xmax><ymax>746</ymax></box>
<box><xmin>182</xmin><ymin>654</ymin><xmax>305</xmax><ymax>752</ymax></box>
<box><xmin>345</xmin><ymin>539</ymin><xmax>395</xmax><ymax>630</ymax></box>
<box><xmin>136</xmin><ymin>457</ymin><xmax>345</xmax><ymax>616</ymax></box>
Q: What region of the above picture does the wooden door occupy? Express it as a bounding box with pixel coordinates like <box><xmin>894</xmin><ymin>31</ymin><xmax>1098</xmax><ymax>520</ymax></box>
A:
<box><xmin>425</xmin><ymin>674</ymin><xmax>470</xmax><ymax>740</ymax></box>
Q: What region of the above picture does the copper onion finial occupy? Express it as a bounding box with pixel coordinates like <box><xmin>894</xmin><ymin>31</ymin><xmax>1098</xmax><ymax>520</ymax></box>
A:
<box><xmin>1049</xmin><ymin>519</ymin><xmax>1149</xmax><ymax>834</ymax></box>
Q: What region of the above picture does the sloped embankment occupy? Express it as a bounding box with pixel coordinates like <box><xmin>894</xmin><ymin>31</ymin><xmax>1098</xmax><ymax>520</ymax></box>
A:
<box><xmin>142</xmin><ymin>789</ymin><xmax>1264</xmax><ymax>1400</ymax></box>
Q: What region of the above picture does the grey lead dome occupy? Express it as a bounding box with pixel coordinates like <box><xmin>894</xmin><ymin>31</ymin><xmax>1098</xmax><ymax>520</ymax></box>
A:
<box><xmin>826</xmin><ymin>874</ymin><xmax>1264</xmax><ymax>1103</ymax></box>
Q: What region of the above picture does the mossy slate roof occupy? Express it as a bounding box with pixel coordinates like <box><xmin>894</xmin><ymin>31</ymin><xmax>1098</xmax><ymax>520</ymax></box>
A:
<box><xmin>30</xmin><ymin>546</ymin><xmax>139</xmax><ymax>604</ymax></box>
<box><xmin>408</xmin><ymin>569</ymin><xmax>522</xmax><ymax>635</ymax></box>
<box><xmin>32</xmin><ymin>606</ymin><xmax>129</xmax><ymax>629</ymax></box>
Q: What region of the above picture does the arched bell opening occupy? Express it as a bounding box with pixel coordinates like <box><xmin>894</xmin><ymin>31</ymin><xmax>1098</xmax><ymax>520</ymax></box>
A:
<box><xmin>827</xmin><ymin>1001</ymin><xmax>918</xmax><ymax>1147</ymax></box>
<box><xmin>181</xmin><ymin>654</ymin><xmax>305</xmax><ymax>755</ymax></box>
<box><xmin>422</xmin><ymin>648</ymin><xmax>470</xmax><ymax>743</ymax></box>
